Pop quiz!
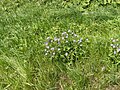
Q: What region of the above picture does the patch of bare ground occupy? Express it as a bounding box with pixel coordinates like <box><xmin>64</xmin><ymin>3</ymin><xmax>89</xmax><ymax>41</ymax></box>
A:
<box><xmin>55</xmin><ymin>73</ymin><xmax>73</xmax><ymax>90</ymax></box>
<box><xmin>105</xmin><ymin>85</ymin><xmax>120</xmax><ymax>90</ymax></box>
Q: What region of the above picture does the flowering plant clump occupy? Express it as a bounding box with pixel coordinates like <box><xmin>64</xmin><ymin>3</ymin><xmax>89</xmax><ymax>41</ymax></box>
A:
<box><xmin>44</xmin><ymin>30</ymin><xmax>90</xmax><ymax>65</ymax></box>
<box><xmin>109</xmin><ymin>38</ymin><xmax>120</xmax><ymax>64</ymax></box>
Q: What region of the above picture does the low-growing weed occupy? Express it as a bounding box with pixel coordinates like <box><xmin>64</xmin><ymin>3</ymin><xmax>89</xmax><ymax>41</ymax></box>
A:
<box><xmin>44</xmin><ymin>30</ymin><xmax>90</xmax><ymax>66</ymax></box>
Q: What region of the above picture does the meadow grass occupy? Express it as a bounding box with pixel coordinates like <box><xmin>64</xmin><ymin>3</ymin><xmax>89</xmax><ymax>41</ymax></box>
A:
<box><xmin>0</xmin><ymin>0</ymin><xmax>120</xmax><ymax>90</ymax></box>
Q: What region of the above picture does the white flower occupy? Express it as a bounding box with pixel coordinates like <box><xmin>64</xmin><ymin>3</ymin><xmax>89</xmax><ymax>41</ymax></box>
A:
<box><xmin>74</xmin><ymin>34</ymin><xmax>77</xmax><ymax>37</ymax></box>
<box><xmin>66</xmin><ymin>40</ymin><xmax>68</xmax><ymax>43</ymax></box>
<box><xmin>116</xmin><ymin>39</ymin><xmax>119</xmax><ymax>41</ymax></box>
<box><xmin>80</xmin><ymin>44</ymin><xmax>82</xmax><ymax>46</ymax></box>
<box><xmin>44</xmin><ymin>49</ymin><xmax>47</xmax><ymax>52</ymax></box>
<box><xmin>45</xmin><ymin>53</ymin><xmax>48</xmax><ymax>55</ymax></box>
<box><xmin>58</xmin><ymin>38</ymin><xmax>60</xmax><ymax>41</ymax></box>
<box><xmin>45</xmin><ymin>42</ymin><xmax>48</xmax><ymax>46</ymax></box>
<box><xmin>47</xmin><ymin>37</ymin><xmax>50</xmax><ymax>40</ymax></box>
<box><xmin>51</xmin><ymin>47</ymin><xmax>54</xmax><ymax>51</ymax></box>
<box><xmin>114</xmin><ymin>51</ymin><xmax>117</xmax><ymax>54</ymax></box>
<box><xmin>54</xmin><ymin>37</ymin><xmax>58</xmax><ymax>41</ymax></box>
<box><xmin>68</xmin><ymin>30</ymin><xmax>71</xmax><ymax>33</ymax></box>
<box><xmin>65</xmin><ymin>34</ymin><xmax>68</xmax><ymax>38</ymax></box>
<box><xmin>72</xmin><ymin>32</ymin><xmax>74</xmax><ymax>35</ymax></box>
<box><xmin>66</xmin><ymin>36</ymin><xmax>68</xmax><ymax>38</ymax></box>
<box><xmin>111</xmin><ymin>38</ymin><xmax>113</xmax><ymax>40</ymax></box>
<box><xmin>78</xmin><ymin>38</ymin><xmax>82</xmax><ymax>44</ymax></box>
<box><xmin>73</xmin><ymin>40</ymin><xmax>76</xmax><ymax>42</ymax></box>
<box><xmin>65</xmin><ymin>53</ymin><xmax>68</xmax><ymax>56</ymax></box>
<box><xmin>112</xmin><ymin>39</ymin><xmax>116</xmax><ymax>42</ymax></box>
<box><xmin>110</xmin><ymin>44</ymin><xmax>113</xmax><ymax>47</ymax></box>
<box><xmin>62</xmin><ymin>32</ymin><xmax>67</xmax><ymax>35</ymax></box>
<box><xmin>58</xmin><ymin>41</ymin><xmax>60</xmax><ymax>44</ymax></box>
<box><xmin>53</xmin><ymin>52</ymin><xmax>55</xmax><ymax>55</ymax></box>
<box><xmin>51</xmin><ymin>40</ymin><xmax>53</xmax><ymax>42</ymax></box>
<box><xmin>112</xmin><ymin>45</ymin><xmax>116</xmax><ymax>48</ymax></box>
<box><xmin>86</xmin><ymin>38</ymin><xmax>88</xmax><ymax>41</ymax></box>
<box><xmin>62</xmin><ymin>37</ymin><xmax>64</xmax><ymax>40</ymax></box>
<box><xmin>117</xmin><ymin>48</ymin><xmax>120</xmax><ymax>52</ymax></box>
<box><xmin>46</xmin><ymin>46</ymin><xmax>49</xmax><ymax>49</ymax></box>
<box><xmin>58</xmin><ymin>48</ymin><xmax>60</xmax><ymax>51</ymax></box>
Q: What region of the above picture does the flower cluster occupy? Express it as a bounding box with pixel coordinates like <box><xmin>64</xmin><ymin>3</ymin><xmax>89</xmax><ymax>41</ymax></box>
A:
<box><xmin>109</xmin><ymin>38</ymin><xmax>120</xmax><ymax>64</ymax></box>
<box><xmin>44</xmin><ymin>30</ymin><xmax>90</xmax><ymax>64</ymax></box>
<box><xmin>110</xmin><ymin>38</ymin><xmax>120</xmax><ymax>55</ymax></box>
